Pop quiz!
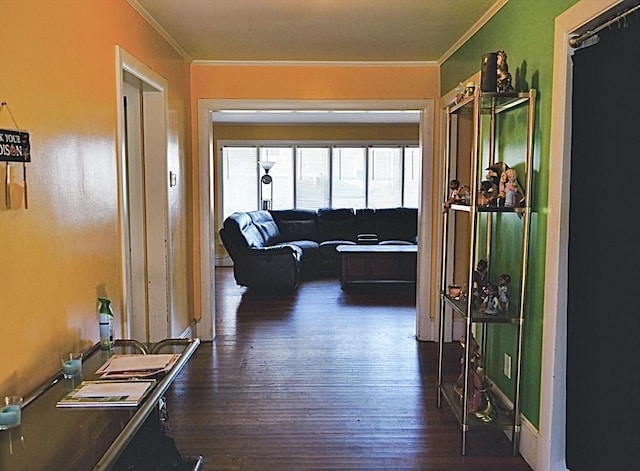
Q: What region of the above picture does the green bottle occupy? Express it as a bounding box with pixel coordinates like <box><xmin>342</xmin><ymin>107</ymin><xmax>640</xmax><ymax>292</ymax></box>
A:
<box><xmin>98</xmin><ymin>298</ymin><xmax>114</xmax><ymax>350</ymax></box>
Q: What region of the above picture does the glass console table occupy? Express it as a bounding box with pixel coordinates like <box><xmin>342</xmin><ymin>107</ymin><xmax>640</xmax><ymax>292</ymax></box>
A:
<box><xmin>0</xmin><ymin>338</ymin><xmax>202</xmax><ymax>471</ymax></box>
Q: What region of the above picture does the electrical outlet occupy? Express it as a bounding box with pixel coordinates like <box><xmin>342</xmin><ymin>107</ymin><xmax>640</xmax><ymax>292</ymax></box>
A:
<box><xmin>504</xmin><ymin>353</ymin><xmax>512</xmax><ymax>379</ymax></box>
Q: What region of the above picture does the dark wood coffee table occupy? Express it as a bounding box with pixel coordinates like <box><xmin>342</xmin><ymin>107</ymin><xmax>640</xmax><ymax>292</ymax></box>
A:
<box><xmin>336</xmin><ymin>244</ymin><xmax>417</xmax><ymax>288</ymax></box>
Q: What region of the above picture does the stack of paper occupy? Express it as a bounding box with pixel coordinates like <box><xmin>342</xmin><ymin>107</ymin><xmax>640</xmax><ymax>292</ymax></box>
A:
<box><xmin>56</xmin><ymin>380</ymin><xmax>155</xmax><ymax>408</ymax></box>
<box><xmin>95</xmin><ymin>354</ymin><xmax>180</xmax><ymax>379</ymax></box>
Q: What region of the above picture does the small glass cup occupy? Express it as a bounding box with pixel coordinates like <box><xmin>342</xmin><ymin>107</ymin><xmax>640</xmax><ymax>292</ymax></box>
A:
<box><xmin>60</xmin><ymin>352</ymin><xmax>83</xmax><ymax>379</ymax></box>
<box><xmin>0</xmin><ymin>396</ymin><xmax>23</xmax><ymax>430</ymax></box>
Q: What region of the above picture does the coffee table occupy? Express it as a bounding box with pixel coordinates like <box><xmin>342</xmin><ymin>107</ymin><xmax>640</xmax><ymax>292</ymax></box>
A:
<box><xmin>336</xmin><ymin>244</ymin><xmax>417</xmax><ymax>288</ymax></box>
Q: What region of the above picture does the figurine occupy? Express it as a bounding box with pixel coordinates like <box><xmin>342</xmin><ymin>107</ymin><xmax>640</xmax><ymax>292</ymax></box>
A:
<box><xmin>496</xmin><ymin>50</ymin><xmax>514</xmax><ymax>93</ymax></box>
<box><xmin>443</xmin><ymin>179</ymin><xmax>461</xmax><ymax>212</ymax></box>
<box><xmin>472</xmin><ymin>259</ymin><xmax>488</xmax><ymax>308</ymax></box>
<box><xmin>481</xmin><ymin>283</ymin><xmax>500</xmax><ymax>315</ymax></box>
<box><xmin>479</xmin><ymin>162</ymin><xmax>507</xmax><ymax>206</ymax></box>
<box><xmin>464</xmin><ymin>81</ymin><xmax>476</xmax><ymax>96</ymax></box>
<box><xmin>502</xmin><ymin>168</ymin><xmax>524</xmax><ymax>207</ymax></box>
<box><xmin>454</xmin><ymin>82</ymin><xmax>466</xmax><ymax>104</ymax></box>
<box><xmin>443</xmin><ymin>179</ymin><xmax>471</xmax><ymax>211</ymax></box>
<box><xmin>498</xmin><ymin>273</ymin><xmax>511</xmax><ymax>313</ymax></box>
<box><xmin>455</xmin><ymin>334</ymin><xmax>494</xmax><ymax>422</ymax></box>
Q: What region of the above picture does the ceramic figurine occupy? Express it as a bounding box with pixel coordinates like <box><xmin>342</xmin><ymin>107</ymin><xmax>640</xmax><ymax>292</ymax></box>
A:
<box><xmin>455</xmin><ymin>334</ymin><xmax>494</xmax><ymax>422</ymax></box>
<box><xmin>502</xmin><ymin>168</ymin><xmax>524</xmax><ymax>207</ymax></box>
<box><xmin>482</xmin><ymin>283</ymin><xmax>500</xmax><ymax>315</ymax></box>
<box><xmin>496</xmin><ymin>50</ymin><xmax>514</xmax><ymax>93</ymax></box>
<box><xmin>480</xmin><ymin>162</ymin><xmax>507</xmax><ymax>206</ymax></box>
<box><xmin>498</xmin><ymin>274</ymin><xmax>511</xmax><ymax>313</ymax></box>
<box><xmin>443</xmin><ymin>179</ymin><xmax>471</xmax><ymax>211</ymax></box>
<box><xmin>472</xmin><ymin>259</ymin><xmax>488</xmax><ymax>308</ymax></box>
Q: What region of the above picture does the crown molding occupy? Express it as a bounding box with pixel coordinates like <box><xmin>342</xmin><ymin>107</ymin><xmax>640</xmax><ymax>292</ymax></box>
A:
<box><xmin>127</xmin><ymin>0</ymin><xmax>193</xmax><ymax>63</ymax></box>
<box><xmin>438</xmin><ymin>0</ymin><xmax>509</xmax><ymax>65</ymax></box>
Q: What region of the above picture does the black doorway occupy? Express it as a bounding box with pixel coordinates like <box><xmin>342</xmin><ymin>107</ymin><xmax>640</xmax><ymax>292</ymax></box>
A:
<box><xmin>567</xmin><ymin>12</ymin><xmax>640</xmax><ymax>470</ymax></box>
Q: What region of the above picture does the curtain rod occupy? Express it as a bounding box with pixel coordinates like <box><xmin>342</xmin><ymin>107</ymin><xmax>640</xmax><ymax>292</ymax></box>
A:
<box><xmin>569</xmin><ymin>2</ymin><xmax>640</xmax><ymax>48</ymax></box>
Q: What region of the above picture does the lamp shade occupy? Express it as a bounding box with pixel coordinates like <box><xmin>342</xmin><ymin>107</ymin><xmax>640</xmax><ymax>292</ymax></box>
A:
<box><xmin>258</xmin><ymin>161</ymin><xmax>276</xmax><ymax>172</ymax></box>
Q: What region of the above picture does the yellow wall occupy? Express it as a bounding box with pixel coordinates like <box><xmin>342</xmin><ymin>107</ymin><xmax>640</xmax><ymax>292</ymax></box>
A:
<box><xmin>0</xmin><ymin>0</ymin><xmax>192</xmax><ymax>396</ymax></box>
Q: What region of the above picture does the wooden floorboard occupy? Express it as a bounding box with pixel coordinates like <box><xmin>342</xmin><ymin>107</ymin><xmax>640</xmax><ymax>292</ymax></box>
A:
<box><xmin>165</xmin><ymin>267</ymin><xmax>532</xmax><ymax>470</ymax></box>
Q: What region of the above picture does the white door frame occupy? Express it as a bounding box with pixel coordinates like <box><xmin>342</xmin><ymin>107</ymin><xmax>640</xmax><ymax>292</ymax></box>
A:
<box><xmin>197</xmin><ymin>98</ymin><xmax>435</xmax><ymax>343</ymax></box>
<box><xmin>541</xmin><ymin>1</ymin><xmax>624</xmax><ymax>470</ymax></box>
<box><xmin>115</xmin><ymin>46</ymin><xmax>172</xmax><ymax>343</ymax></box>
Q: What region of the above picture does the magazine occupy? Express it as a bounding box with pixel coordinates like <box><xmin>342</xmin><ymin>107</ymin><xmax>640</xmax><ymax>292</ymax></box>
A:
<box><xmin>56</xmin><ymin>380</ymin><xmax>155</xmax><ymax>408</ymax></box>
<box><xmin>95</xmin><ymin>353</ymin><xmax>180</xmax><ymax>379</ymax></box>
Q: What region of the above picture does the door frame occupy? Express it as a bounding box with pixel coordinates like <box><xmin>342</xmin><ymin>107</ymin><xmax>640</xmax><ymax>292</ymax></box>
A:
<box><xmin>542</xmin><ymin>1</ymin><xmax>624</xmax><ymax>470</ymax></box>
<box><xmin>196</xmin><ymin>98</ymin><xmax>435</xmax><ymax>343</ymax></box>
<box><xmin>115</xmin><ymin>46</ymin><xmax>172</xmax><ymax>342</ymax></box>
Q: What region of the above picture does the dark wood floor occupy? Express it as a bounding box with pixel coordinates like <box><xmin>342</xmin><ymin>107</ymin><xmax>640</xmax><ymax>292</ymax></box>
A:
<box><xmin>165</xmin><ymin>267</ymin><xmax>532</xmax><ymax>470</ymax></box>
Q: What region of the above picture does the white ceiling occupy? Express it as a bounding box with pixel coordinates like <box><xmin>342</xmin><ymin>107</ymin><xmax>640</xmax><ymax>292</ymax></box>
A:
<box><xmin>130</xmin><ymin>0</ymin><xmax>502</xmax><ymax>63</ymax></box>
<box><xmin>128</xmin><ymin>0</ymin><xmax>505</xmax><ymax>124</ymax></box>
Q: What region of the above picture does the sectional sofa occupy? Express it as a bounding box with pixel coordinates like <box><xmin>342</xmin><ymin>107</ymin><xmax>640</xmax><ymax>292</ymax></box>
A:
<box><xmin>219</xmin><ymin>207</ymin><xmax>418</xmax><ymax>292</ymax></box>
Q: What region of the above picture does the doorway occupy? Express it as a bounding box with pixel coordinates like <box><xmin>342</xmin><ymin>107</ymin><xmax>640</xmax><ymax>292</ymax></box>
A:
<box><xmin>566</xmin><ymin>9</ymin><xmax>640</xmax><ymax>469</ymax></box>
<box><xmin>116</xmin><ymin>47</ymin><xmax>172</xmax><ymax>343</ymax></box>
<box><xmin>545</xmin><ymin>1</ymin><xmax>640</xmax><ymax>469</ymax></box>
<box><xmin>197</xmin><ymin>98</ymin><xmax>435</xmax><ymax>343</ymax></box>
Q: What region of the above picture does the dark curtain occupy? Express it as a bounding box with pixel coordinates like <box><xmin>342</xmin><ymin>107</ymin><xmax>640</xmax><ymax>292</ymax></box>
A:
<box><xmin>567</xmin><ymin>13</ymin><xmax>640</xmax><ymax>470</ymax></box>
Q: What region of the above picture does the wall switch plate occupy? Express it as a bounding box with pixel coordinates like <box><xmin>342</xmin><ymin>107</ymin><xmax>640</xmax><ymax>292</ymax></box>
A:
<box><xmin>504</xmin><ymin>353</ymin><xmax>512</xmax><ymax>379</ymax></box>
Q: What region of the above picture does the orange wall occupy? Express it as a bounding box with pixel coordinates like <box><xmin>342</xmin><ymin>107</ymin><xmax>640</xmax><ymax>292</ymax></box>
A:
<box><xmin>190</xmin><ymin>63</ymin><xmax>440</xmax><ymax>298</ymax></box>
<box><xmin>191</xmin><ymin>64</ymin><xmax>440</xmax><ymax>99</ymax></box>
<box><xmin>0</xmin><ymin>0</ymin><xmax>192</xmax><ymax>396</ymax></box>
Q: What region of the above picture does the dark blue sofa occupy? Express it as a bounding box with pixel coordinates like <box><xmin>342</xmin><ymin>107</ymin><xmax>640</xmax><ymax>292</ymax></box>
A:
<box><xmin>219</xmin><ymin>207</ymin><xmax>418</xmax><ymax>292</ymax></box>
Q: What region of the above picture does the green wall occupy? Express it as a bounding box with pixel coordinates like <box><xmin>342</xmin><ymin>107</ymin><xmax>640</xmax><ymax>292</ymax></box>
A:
<box><xmin>441</xmin><ymin>0</ymin><xmax>578</xmax><ymax>428</ymax></box>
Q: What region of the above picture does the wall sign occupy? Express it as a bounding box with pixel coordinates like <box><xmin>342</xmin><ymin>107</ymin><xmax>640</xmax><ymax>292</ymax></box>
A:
<box><xmin>0</xmin><ymin>129</ymin><xmax>31</xmax><ymax>163</ymax></box>
<box><xmin>1</xmin><ymin>102</ymin><xmax>30</xmax><ymax>209</ymax></box>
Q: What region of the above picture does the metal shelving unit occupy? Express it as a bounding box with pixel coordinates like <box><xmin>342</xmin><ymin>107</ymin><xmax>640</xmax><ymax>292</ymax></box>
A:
<box><xmin>436</xmin><ymin>89</ymin><xmax>536</xmax><ymax>456</ymax></box>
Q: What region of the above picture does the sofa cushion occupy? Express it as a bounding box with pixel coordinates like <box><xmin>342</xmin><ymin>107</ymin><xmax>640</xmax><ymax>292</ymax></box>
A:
<box><xmin>375</xmin><ymin>207</ymin><xmax>418</xmax><ymax>243</ymax></box>
<box><xmin>277</xmin><ymin>220</ymin><xmax>316</xmax><ymax>241</ymax></box>
<box><xmin>379</xmin><ymin>240</ymin><xmax>415</xmax><ymax>246</ymax></box>
<box><xmin>271</xmin><ymin>209</ymin><xmax>318</xmax><ymax>241</ymax></box>
<box><xmin>355</xmin><ymin>208</ymin><xmax>377</xmax><ymax>236</ymax></box>
<box><xmin>284</xmin><ymin>240</ymin><xmax>320</xmax><ymax>274</ymax></box>
<box><xmin>249</xmin><ymin>211</ymin><xmax>282</xmax><ymax>246</ymax></box>
<box><xmin>317</xmin><ymin>208</ymin><xmax>356</xmax><ymax>242</ymax></box>
<box><xmin>221</xmin><ymin>212</ymin><xmax>266</xmax><ymax>252</ymax></box>
<box><xmin>233</xmin><ymin>244</ymin><xmax>301</xmax><ymax>292</ymax></box>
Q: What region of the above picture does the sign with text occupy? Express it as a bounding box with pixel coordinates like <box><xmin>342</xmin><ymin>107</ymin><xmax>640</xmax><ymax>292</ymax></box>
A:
<box><xmin>0</xmin><ymin>129</ymin><xmax>31</xmax><ymax>162</ymax></box>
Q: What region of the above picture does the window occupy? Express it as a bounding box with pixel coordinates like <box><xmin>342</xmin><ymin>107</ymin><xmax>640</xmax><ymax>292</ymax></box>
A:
<box><xmin>297</xmin><ymin>147</ymin><xmax>330</xmax><ymax>209</ymax></box>
<box><xmin>221</xmin><ymin>142</ymin><xmax>420</xmax><ymax>218</ymax></box>
<box><xmin>332</xmin><ymin>147</ymin><xmax>366</xmax><ymax>208</ymax></box>
<box><xmin>368</xmin><ymin>147</ymin><xmax>402</xmax><ymax>208</ymax></box>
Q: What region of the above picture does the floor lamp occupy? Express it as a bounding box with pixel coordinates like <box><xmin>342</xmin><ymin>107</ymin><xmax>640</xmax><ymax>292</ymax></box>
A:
<box><xmin>258</xmin><ymin>161</ymin><xmax>275</xmax><ymax>210</ymax></box>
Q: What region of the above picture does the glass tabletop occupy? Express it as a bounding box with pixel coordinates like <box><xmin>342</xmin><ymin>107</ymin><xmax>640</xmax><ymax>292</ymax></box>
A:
<box><xmin>0</xmin><ymin>338</ymin><xmax>200</xmax><ymax>471</ymax></box>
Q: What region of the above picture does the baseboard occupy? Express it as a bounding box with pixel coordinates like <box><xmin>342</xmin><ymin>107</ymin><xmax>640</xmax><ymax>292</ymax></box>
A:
<box><xmin>518</xmin><ymin>415</ymin><xmax>538</xmax><ymax>470</ymax></box>
<box><xmin>487</xmin><ymin>376</ymin><xmax>538</xmax><ymax>470</ymax></box>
